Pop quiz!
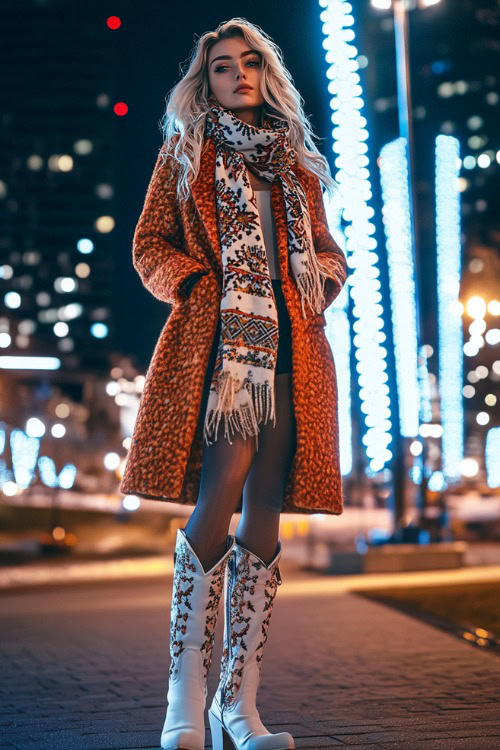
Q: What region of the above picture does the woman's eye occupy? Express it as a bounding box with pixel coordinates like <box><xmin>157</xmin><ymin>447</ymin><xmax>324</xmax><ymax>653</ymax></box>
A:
<box><xmin>214</xmin><ymin>60</ymin><xmax>260</xmax><ymax>73</ymax></box>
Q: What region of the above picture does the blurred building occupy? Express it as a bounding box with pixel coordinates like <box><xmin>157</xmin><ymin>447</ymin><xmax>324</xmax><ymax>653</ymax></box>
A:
<box><xmin>0</xmin><ymin>2</ymin><xmax>135</xmax><ymax>497</ymax></box>
<box><xmin>359</xmin><ymin>0</ymin><xmax>499</xmax><ymax>482</ymax></box>
<box><xmin>0</xmin><ymin>0</ymin><xmax>119</xmax><ymax>375</ymax></box>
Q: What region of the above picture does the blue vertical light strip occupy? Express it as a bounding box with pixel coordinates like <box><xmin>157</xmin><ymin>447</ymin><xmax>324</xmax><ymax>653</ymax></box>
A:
<box><xmin>318</xmin><ymin>0</ymin><xmax>392</xmax><ymax>472</ymax></box>
<box><xmin>435</xmin><ymin>135</ymin><xmax>464</xmax><ymax>480</ymax></box>
<box><xmin>417</xmin><ymin>346</ymin><xmax>433</xmax><ymax>425</ymax></box>
<box><xmin>379</xmin><ymin>137</ymin><xmax>420</xmax><ymax>437</ymax></box>
<box><xmin>323</xmin><ymin>190</ymin><xmax>352</xmax><ymax>476</ymax></box>
<box><xmin>485</xmin><ymin>427</ymin><xmax>500</xmax><ymax>488</ymax></box>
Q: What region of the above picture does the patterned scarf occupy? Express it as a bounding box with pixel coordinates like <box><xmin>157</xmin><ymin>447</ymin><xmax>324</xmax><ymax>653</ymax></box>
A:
<box><xmin>202</xmin><ymin>103</ymin><xmax>331</xmax><ymax>448</ymax></box>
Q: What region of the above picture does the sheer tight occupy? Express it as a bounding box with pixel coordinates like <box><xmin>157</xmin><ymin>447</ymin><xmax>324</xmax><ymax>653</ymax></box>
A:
<box><xmin>183</xmin><ymin>373</ymin><xmax>296</xmax><ymax>572</ymax></box>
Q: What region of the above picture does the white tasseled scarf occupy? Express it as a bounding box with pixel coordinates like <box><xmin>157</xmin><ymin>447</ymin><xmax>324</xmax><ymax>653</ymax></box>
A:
<box><xmin>203</xmin><ymin>103</ymin><xmax>335</xmax><ymax>447</ymax></box>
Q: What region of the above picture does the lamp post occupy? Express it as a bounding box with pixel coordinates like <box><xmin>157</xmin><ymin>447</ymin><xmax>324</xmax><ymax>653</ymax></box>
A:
<box><xmin>371</xmin><ymin>0</ymin><xmax>442</xmax><ymax>539</ymax></box>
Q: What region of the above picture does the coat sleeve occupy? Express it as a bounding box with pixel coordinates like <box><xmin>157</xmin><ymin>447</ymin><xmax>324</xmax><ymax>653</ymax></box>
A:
<box><xmin>307</xmin><ymin>173</ymin><xmax>348</xmax><ymax>310</ymax></box>
<box><xmin>132</xmin><ymin>143</ymin><xmax>207</xmax><ymax>306</ymax></box>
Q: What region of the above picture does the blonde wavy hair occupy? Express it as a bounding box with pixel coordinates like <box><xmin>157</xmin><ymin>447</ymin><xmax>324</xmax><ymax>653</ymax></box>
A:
<box><xmin>159</xmin><ymin>17</ymin><xmax>337</xmax><ymax>202</ymax></box>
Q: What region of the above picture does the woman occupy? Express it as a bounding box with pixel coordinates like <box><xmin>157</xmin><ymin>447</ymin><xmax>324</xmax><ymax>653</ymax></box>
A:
<box><xmin>119</xmin><ymin>17</ymin><xmax>347</xmax><ymax>750</ymax></box>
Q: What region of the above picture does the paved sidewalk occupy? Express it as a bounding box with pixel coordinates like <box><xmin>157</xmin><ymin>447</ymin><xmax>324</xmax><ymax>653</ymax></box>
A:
<box><xmin>2</xmin><ymin>543</ymin><xmax>500</xmax><ymax>591</ymax></box>
<box><xmin>1</xmin><ymin>563</ymin><xmax>499</xmax><ymax>750</ymax></box>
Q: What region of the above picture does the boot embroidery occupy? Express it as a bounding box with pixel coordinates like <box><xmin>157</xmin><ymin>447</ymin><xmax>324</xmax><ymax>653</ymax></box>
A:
<box><xmin>200</xmin><ymin>567</ymin><xmax>225</xmax><ymax>680</ymax></box>
<box><xmin>220</xmin><ymin>546</ymin><xmax>281</xmax><ymax>708</ymax></box>
<box><xmin>169</xmin><ymin>536</ymin><xmax>228</xmax><ymax>682</ymax></box>
<box><xmin>169</xmin><ymin>539</ymin><xmax>196</xmax><ymax>678</ymax></box>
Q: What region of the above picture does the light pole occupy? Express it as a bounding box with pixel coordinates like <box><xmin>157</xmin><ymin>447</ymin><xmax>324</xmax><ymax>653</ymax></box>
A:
<box><xmin>371</xmin><ymin>0</ymin><xmax>442</xmax><ymax>539</ymax></box>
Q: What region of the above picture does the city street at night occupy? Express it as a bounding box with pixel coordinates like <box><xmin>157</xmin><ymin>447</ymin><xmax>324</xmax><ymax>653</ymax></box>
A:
<box><xmin>1</xmin><ymin>1</ymin><xmax>500</xmax><ymax>748</ymax></box>
<box><xmin>1</xmin><ymin>560</ymin><xmax>500</xmax><ymax>750</ymax></box>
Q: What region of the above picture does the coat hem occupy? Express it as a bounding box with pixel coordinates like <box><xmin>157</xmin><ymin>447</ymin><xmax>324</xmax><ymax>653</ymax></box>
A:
<box><xmin>118</xmin><ymin>485</ymin><xmax>344</xmax><ymax>515</ymax></box>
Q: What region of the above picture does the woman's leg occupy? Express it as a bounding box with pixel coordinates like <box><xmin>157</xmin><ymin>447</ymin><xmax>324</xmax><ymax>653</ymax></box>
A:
<box><xmin>183</xmin><ymin>419</ymin><xmax>258</xmax><ymax>572</ymax></box>
<box><xmin>235</xmin><ymin>372</ymin><xmax>297</xmax><ymax>565</ymax></box>
<box><xmin>208</xmin><ymin>372</ymin><xmax>297</xmax><ymax>749</ymax></box>
<box><xmin>162</xmin><ymin>418</ymin><xmax>252</xmax><ymax>750</ymax></box>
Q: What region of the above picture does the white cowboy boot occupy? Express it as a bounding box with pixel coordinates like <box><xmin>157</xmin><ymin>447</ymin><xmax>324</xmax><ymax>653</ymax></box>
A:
<box><xmin>208</xmin><ymin>539</ymin><xmax>295</xmax><ymax>750</ymax></box>
<box><xmin>161</xmin><ymin>528</ymin><xmax>236</xmax><ymax>750</ymax></box>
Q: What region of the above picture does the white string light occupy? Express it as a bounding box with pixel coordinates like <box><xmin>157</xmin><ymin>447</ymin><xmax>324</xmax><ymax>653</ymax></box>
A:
<box><xmin>485</xmin><ymin>427</ymin><xmax>500</xmax><ymax>488</ymax></box>
<box><xmin>379</xmin><ymin>137</ymin><xmax>420</xmax><ymax>437</ymax></box>
<box><xmin>435</xmin><ymin>135</ymin><xmax>464</xmax><ymax>480</ymax></box>
<box><xmin>319</xmin><ymin>0</ymin><xmax>393</xmax><ymax>472</ymax></box>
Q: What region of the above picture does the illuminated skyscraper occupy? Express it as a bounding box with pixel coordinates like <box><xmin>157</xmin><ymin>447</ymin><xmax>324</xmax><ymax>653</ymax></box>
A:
<box><xmin>0</xmin><ymin>1</ymin><xmax>119</xmax><ymax>375</ymax></box>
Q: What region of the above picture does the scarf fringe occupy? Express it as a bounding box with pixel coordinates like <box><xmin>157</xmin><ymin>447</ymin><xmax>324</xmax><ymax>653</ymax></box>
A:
<box><xmin>316</xmin><ymin>253</ymin><xmax>347</xmax><ymax>291</ymax></box>
<box><xmin>296</xmin><ymin>245</ymin><xmax>331</xmax><ymax>318</ymax></box>
<box><xmin>203</xmin><ymin>370</ymin><xmax>276</xmax><ymax>449</ymax></box>
<box><xmin>296</xmin><ymin>269</ymin><xmax>324</xmax><ymax>318</ymax></box>
<box><xmin>297</xmin><ymin>250</ymin><xmax>347</xmax><ymax>318</ymax></box>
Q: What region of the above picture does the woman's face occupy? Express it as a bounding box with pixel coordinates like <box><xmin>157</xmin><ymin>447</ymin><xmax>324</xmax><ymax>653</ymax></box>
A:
<box><xmin>207</xmin><ymin>36</ymin><xmax>264</xmax><ymax>124</ymax></box>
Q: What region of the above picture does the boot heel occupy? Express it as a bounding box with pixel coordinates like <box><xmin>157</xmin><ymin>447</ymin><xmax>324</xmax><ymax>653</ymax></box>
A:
<box><xmin>208</xmin><ymin>709</ymin><xmax>235</xmax><ymax>750</ymax></box>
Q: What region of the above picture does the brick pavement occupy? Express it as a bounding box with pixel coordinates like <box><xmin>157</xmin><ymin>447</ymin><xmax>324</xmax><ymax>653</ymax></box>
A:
<box><xmin>0</xmin><ymin>564</ymin><xmax>499</xmax><ymax>750</ymax></box>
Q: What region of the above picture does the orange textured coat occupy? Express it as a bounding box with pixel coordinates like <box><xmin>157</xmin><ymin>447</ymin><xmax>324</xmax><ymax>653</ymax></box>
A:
<box><xmin>119</xmin><ymin>135</ymin><xmax>347</xmax><ymax>514</ymax></box>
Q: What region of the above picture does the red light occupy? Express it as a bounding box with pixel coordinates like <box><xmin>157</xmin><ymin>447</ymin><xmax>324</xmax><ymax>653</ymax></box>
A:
<box><xmin>107</xmin><ymin>16</ymin><xmax>121</xmax><ymax>30</ymax></box>
<box><xmin>113</xmin><ymin>102</ymin><xmax>128</xmax><ymax>116</ymax></box>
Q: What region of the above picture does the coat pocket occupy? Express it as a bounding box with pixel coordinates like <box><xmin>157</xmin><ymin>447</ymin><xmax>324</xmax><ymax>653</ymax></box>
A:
<box><xmin>182</xmin><ymin>270</ymin><xmax>208</xmax><ymax>299</ymax></box>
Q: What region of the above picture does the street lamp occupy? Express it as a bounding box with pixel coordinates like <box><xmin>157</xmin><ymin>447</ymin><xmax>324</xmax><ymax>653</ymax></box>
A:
<box><xmin>372</xmin><ymin>0</ymin><xmax>443</xmax><ymax>539</ymax></box>
<box><xmin>370</xmin><ymin>0</ymin><xmax>443</xmax><ymax>149</ymax></box>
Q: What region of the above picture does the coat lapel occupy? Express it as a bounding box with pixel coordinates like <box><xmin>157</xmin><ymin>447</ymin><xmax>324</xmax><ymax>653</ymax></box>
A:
<box><xmin>189</xmin><ymin>137</ymin><xmax>223</xmax><ymax>271</ymax></box>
